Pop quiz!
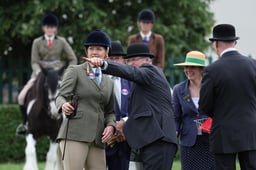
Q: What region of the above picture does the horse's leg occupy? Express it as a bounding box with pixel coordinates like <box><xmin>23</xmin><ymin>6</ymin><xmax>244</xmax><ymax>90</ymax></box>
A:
<box><xmin>24</xmin><ymin>134</ymin><xmax>38</xmax><ymax>170</ymax></box>
<box><xmin>45</xmin><ymin>140</ymin><xmax>59</xmax><ymax>170</ymax></box>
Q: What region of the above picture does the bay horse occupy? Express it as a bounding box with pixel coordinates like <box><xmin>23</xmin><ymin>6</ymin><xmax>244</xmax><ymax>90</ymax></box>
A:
<box><xmin>23</xmin><ymin>64</ymin><xmax>64</xmax><ymax>170</ymax></box>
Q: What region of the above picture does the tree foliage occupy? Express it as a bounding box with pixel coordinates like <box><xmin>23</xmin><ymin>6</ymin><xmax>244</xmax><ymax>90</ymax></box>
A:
<box><xmin>0</xmin><ymin>0</ymin><xmax>214</xmax><ymax>72</ymax></box>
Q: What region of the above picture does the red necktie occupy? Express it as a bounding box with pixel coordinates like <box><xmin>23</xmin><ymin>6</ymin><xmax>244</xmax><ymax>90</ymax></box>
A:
<box><xmin>48</xmin><ymin>39</ymin><xmax>52</xmax><ymax>48</ymax></box>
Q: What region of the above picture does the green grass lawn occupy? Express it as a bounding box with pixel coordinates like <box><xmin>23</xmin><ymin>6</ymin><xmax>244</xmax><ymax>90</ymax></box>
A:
<box><xmin>1</xmin><ymin>161</ymin><xmax>181</xmax><ymax>170</ymax></box>
<box><xmin>0</xmin><ymin>160</ymin><xmax>242</xmax><ymax>170</ymax></box>
<box><xmin>0</xmin><ymin>162</ymin><xmax>45</xmax><ymax>170</ymax></box>
<box><xmin>0</xmin><ymin>162</ymin><xmax>181</xmax><ymax>170</ymax></box>
<box><xmin>0</xmin><ymin>162</ymin><xmax>180</xmax><ymax>170</ymax></box>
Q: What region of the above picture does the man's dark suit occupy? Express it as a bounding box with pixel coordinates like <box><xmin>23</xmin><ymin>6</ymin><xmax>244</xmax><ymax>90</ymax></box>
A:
<box><xmin>103</xmin><ymin>61</ymin><xmax>177</xmax><ymax>170</ymax></box>
<box><xmin>199</xmin><ymin>50</ymin><xmax>256</xmax><ymax>170</ymax></box>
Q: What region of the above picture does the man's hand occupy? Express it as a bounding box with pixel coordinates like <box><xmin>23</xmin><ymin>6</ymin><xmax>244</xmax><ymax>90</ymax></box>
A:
<box><xmin>116</xmin><ymin>120</ymin><xmax>126</xmax><ymax>142</ymax></box>
<box><xmin>116</xmin><ymin>120</ymin><xmax>124</xmax><ymax>133</ymax></box>
<box><xmin>102</xmin><ymin>125</ymin><xmax>114</xmax><ymax>143</ymax></box>
<box><xmin>83</xmin><ymin>57</ymin><xmax>104</xmax><ymax>68</ymax></box>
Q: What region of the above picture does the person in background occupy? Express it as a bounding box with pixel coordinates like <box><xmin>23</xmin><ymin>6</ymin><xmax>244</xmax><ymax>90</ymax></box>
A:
<box><xmin>56</xmin><ymin>30</ymin><xmax>115</xmax><ymax>170</ymax></box>
<box><xmin>16</xmin><ymin>13</ymin><xmax>77</xmax><ymax>135</ymax></box>
<box><xmin>85</xmin><ymin>43</ymin><xmax>177</xmax><ymax>170</ymax></box>
<box><xmin>199</xmin><ymin>24</ymin><xmax>256</xmax><ymax>170</ymax></box>
<box><xmin>127</xmin><ymin>9</ymin><xmax>165</xmax><ymax>69</ymax></box>
<box><xmin>173</xmin><ymin>51</ymin><xmax>215</xmax><ymax>170</ymax></box>
<box><xmin>106</xmin><ymin>41</ymin><xmax>131</xmax><ymax>170</ymax></box>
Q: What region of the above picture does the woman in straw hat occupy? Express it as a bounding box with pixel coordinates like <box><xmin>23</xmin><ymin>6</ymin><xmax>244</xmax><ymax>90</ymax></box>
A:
<box><xmin>172</xmin><ymin>51</ymin><xmax>215</xmax><ymax>170</ymax></box>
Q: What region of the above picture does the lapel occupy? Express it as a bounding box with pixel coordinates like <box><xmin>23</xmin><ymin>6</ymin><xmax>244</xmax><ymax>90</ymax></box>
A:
<box><xmin>82</xmin><ymin>62</ymin><xmax>102</xmax><ymax>90</ymax></box>
<box><xmin>41</xmin><ymin>36</ymin><xmax>48</xmax><ymax>49</ymax></box>
<box><xmin>135</xmin><ymin>32</ymin><xmax>155</xmax><ymax>47</ymax></box>
<box><xmin>148</xmin><ymin>32</ymin><xmax>155</xmax><ymax>46</ymax></box>
<box><xmin>136</xmin><ymin>33</ymin><xmax>142</xmax><ymax>40</ymax></box>
<box><xmin>52</xmin><ymin>36</ymin><xmax>58</xmax><ymax>49</ymax></box>
<box><xmin>41</xmin><ymin>35</ymin><xmax>58</xmax><ymax>49</ymax></box>
<box><xmin>180</xmin><ymin>80</ymin><xmax>199</xmax><ymax>114</ymax></box>
<box><xmin>100</xmin><ymin>74</ymin><xmax>107</xmax><ymax>88</ymax></box>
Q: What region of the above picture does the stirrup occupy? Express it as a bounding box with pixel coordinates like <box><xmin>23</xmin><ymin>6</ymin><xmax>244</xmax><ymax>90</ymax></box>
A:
<box><xmin>16</xmin><ymin>123</ymin><xmax>27</xmax><ymax>136</ymax></box>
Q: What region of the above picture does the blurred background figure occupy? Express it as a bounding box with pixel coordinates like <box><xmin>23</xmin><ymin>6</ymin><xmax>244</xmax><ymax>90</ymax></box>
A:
<box><xmin>128</xmin><ymin>9</ymin><xmax>165</xmax><ymax>69</ymax></box>
<box><xmin>16</xmin><ymin>13</ymin><xmax>77</xmax><ymax>135</ymax></box>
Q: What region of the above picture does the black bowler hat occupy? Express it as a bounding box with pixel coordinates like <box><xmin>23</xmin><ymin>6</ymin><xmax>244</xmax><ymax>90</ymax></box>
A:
<box><xmin>41</xmin><ymin>14</ymin><xmax>59</xmax><ymax>26</ymax></box>
<box><xmin>84</xmin><ymin>30</ymin><xmax>111</xmax><ymax>49</ymax></box>
<box><xmin>109</xmin><ymin>41</ymin><xmax>126</xmax><ymax>56</ymax></box>
<box><xmin>137</xmin><ymin>9</ymin><xmax>155</xmax><ymax>23</ymax></box>
<box><xmin>209</xmin><ymin>24</ymin><xmax>239</xmax><ymax>42</ymax></box>
<box><xmin>125</xmin><ymin>43</ymin><xmax>154</xmax><ymax>59</ymax></box>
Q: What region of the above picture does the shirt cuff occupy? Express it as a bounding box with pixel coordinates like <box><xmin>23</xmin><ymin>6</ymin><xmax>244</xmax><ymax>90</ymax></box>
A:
<box><xmin>121</xmin><ymin>116</ymin><xmax>128</xmax><ymax>122</ymax></box>
<box><xmin>101</xmin><ymin>60</ymin><xmax>108</xmax><ymax>70</ymax></box>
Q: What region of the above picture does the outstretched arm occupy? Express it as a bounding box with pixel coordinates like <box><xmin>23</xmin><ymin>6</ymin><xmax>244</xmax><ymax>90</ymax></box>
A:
<box><xmin>84</xmin><ymin>57</ymin><xmax>154</xmax><ymax>85</ymax></box>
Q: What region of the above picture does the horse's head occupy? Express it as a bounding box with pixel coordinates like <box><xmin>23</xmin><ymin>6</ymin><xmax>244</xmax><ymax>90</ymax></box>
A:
<box><xmin>40</xmin><ymin>65</ymin><xmax>65</xmax><ymax>119</ymax></box>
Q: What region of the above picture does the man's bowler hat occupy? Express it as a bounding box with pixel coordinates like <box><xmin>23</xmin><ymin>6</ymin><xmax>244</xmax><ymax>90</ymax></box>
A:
<box><xmin>125</xmin><ymin>43</ymin><xmax>154</xmax><ymax>59</ymax></box>
<box><xmin>209</xmin><ymin>24</ymin><xmax>239</xmax><ymax>42</ymax></box>
<box><xmin>41</xmin><ymin>14</ymin><xmax>59</xmax><ymax>26</ymax></box>
<box><xmin>109</xmin><ymin>41</ymin><xmax>126</xmax><ymax>56</ymax></box>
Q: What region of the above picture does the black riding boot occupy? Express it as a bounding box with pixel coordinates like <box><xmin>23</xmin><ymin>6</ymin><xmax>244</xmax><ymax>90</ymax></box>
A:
<box><xmin>16</xmin><ymin>105</ymin><xmax>27</xmax><ymax>135</ymax></box>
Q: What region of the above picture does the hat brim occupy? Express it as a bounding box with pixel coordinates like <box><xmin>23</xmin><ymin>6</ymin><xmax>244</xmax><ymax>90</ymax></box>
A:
<box><xmin>84</xmin><ymin>43</ymin><xmax>109</xmax><ymax>47</ymax></box>
<box><xmin>209</xmin><ymin>36</ymin><xmax>239</xmax><ymax>42</ymax></box>
<box><xmin>125</xmin><ymin>53</ymin><xmax>154</xmax><ymax>59</ymax></box>
<box><xmin>174</xmin><ymin>62</ymin><xmax>205</xmax><ymax>67</ymax></box>
<box><xmin>109</xmin><ymin>53</ymin><xmax>126</xmax><ymax>57</ymax></box>
<box><xmin>138</xmin><ymin>20</ymin><xmax>154</xmax><ymax>23</ymax></box>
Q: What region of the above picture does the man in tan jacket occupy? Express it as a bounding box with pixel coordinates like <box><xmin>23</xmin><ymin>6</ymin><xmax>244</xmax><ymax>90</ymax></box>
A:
<box><xmin>128</xmin><ymin>9</ymin><xmax>165</xmax><ymax>69</ymax></box>
<box><xmin>16</xmin><ymin>13</ymin><xmax>77</xmax><ymax>135</ymax></box>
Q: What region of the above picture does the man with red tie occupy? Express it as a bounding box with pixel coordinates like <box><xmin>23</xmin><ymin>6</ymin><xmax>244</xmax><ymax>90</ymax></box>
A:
<box><xmin>16</xmin><ymin>13</ymin><xmax>77</xmax><ymax>135</ymax></box>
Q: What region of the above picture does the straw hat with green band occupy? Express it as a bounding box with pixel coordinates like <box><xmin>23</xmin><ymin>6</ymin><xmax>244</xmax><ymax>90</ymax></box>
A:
<box><xmin>174</xmin><ymin>51</ymin><xmax>206</xmax><ymax>67</ymax></box>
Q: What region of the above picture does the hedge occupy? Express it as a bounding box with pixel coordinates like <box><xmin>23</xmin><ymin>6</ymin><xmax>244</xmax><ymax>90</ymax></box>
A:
<box><xmin>0</xmin><ymin>104</ymin><xmax>49</xmax><ymax>162</ymax></box>
<box><xmin>0</xmin><ymin>104</ymin><xmax>181</xmax><ymax>163</ymax></box>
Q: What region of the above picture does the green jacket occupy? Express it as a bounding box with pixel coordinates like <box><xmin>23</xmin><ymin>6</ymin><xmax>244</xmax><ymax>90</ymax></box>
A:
<box><xmin>31</xmin><ymin>35</ymin><xmax>77</xmax><ymax>78</ymax></box>
<box><xmin>56</xmin><ymin>62</ymin><xmax>116</xmax><ymax>148</ymax></box>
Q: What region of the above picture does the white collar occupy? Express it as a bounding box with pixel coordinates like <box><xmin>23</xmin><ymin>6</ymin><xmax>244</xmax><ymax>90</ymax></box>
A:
<box><xmin>92</xmin><ymin>67</ymin><xmax>102</xmax><ymax>74</ymax></box>
<box><xmin>44</xmin><ymin>34</ymin><xmax>55</xmax><ymax>41</ymax></box>
<box><xmin>220</xmin><ymin>48</ymin><xmax>238</xmax><ymax>56</ymax></box>
<box><xmin>140</xmin><ymin>31</ymin><xmax>152</xmax><ymax>39</ymax></box>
